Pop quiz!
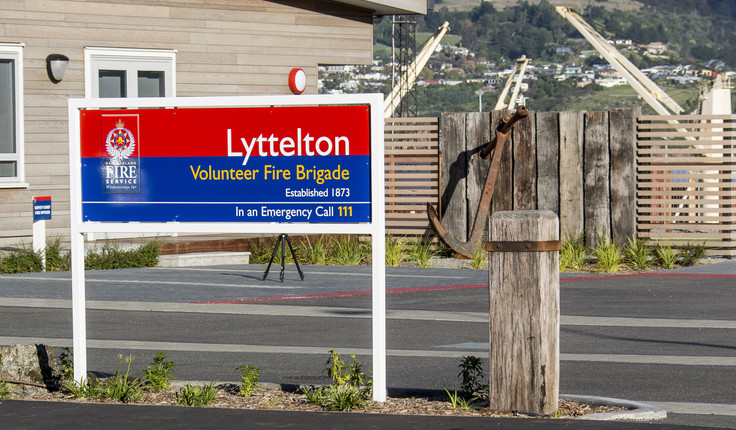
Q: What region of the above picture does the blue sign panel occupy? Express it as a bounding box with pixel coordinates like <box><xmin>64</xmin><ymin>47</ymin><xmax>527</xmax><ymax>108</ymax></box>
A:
<box><xmin>33</xmin><ymin>196</ymin><xmax>52</xmax><ymax>221</ymax></box>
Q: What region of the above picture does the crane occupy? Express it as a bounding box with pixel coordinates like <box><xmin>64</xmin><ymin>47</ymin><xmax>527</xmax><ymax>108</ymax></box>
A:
<box><xmin>494</xmin><ymin>55</ymin><xmax>532</xmax><ymax>110</ymax></box>
<box><xmin>384</xmin><ymin>21</ymin><xmax>450</xmax><ymax>118</ymax></box>
<box><xmin>555</xmin><ymin>6</ymin><xmax>686</xmax><ymax>116</ymax></box>
<box><xmin>556</xmin><ymin>7</ymin><xmax>732</xmax><ymax>220</ymax></box>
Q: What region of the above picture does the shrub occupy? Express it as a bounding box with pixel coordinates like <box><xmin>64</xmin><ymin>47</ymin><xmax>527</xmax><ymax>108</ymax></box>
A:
<box><xmin>655</xmin><ymin>242</ymin><xmax>678</xmax><ymax>269</ymax></box>
<box><xmin>624</xmin><ymin>237</ymin><xmax>653</xmax><ymax>271</ymax></box>
<box><xmin>235</xmin><ymin>365</ymin><xmax>260</xmax><ymax>398</ymax></box>
<box><xmin>301</xmin><ymin>349</ymin><xmax>371</xmax><ymax>411</ymax></box>
<box><xmin>458</xmin><ymin>355</ymin><xmax>487</xmax><ymax>400</ymax></box>
<box><xmin>0</xmin><ymin>246</ymin><xmax>43</xmax><ymax>273</ymax></box>
<box><xmin>45</xmin><ymin>238</ymin><xmax>71</xmax><ymax>271</ymax></box>
<box><xmin>0</xmin><ymin>358</ymin><xmax>10</xmax><ymax>399</ymax></box>
<box><xmin>177</xmin><ymin>381</ymin><xmax>218</xmax><ymax>407</ymax></box>
<box><xmin>58</xmin><ymin>347</ymin><xmax>74</xmax><ymax>383</ymax></box>
<box><xmin>102</xmin><ymin>354</ymin><xmax>144</xmax><ymax>403</ymax></box>
<box><xmin>0</xmin><ymin>379</ymin><xmax>10</xmax><ymax>399</ymax></box>
<box><xmin>330</xmin><ymin>236</ymin><xmax>366</xmax><ymax>266</ymax></box>
<box><xmin>141</xmin><ymin>352</ymin><xmax>176</xmax><ymax>392</ymax></box>
<box><xmin>592</xmin><ymin>235</ymin><xmax>623</xmax><ymax>273</ymax></box>
<box><xmin>677</xmin><ymin>243</ymin><xmax>706</xmax><ymax>267</ymax></box>
<box><xmin>385</xmin><ymin>235</ymin><xmax>406</xmax><ymax>267</ymax></box>
<box><xmin>560</xmin><ymin>234</ymin><xmax>587</xmax><ymax>271</ymax></box>
<box><xmin>408</xmin><ymin>236</ymin><xmax>435</xmax><ymax>267</ymax></box>
<box><xmin>470</xmin><ymin>245</ymin><xmax>487</xmax><ymax>270</ymax></box>
<box><xmin>297</xmin><ymin>236</ymin><xmax>327</xmax><ymax>265</ymax></box>
<box><xmin>85</xmin><ymin>241</ymin><xmax>161</xmax><ymax>270</ymax></box>
<box><xmin>64</xmin><ymin>377</ymin><xmax>104</xmax><ymax>399</ymax></box>
<box><xmin>247</xmin><ymin>236</ymin><xmax>278</xmax><ymax>264</ymax></box>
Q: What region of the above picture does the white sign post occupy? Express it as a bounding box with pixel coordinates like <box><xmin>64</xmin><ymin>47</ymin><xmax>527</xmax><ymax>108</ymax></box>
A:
<box><xmin>68</xmin><ymin>94</ymin><xmax>387</xmax><ymax>401</ymax></box>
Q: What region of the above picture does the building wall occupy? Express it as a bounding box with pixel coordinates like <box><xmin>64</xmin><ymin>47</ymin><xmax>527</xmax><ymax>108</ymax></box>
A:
<box><xmin>0</xmin><ymin>0</ymin><xmax>374</xmax><ymax>245</ymax></box>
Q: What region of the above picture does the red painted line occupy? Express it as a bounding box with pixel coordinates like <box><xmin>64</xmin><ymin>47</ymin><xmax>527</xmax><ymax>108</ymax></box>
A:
<box><xmin>192</xmin><ymin>272</ymin><xmax>736</xmax><ymax>304</ymax></box>
<box><xmin>192</xmin><ymin>283</ymin><xmax>488</xmax><ymax>304</ymax></box>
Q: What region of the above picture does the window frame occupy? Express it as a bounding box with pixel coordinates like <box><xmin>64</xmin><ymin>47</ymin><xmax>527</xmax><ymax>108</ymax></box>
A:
<box><xmin>84</xmin><ymin>47</ymin><xmax>177</xmax><ymax>99</ymax></box>
<box><xmin>0</xmin><ymin>43</ymin><xmax>26</xmax><ymax>188</ymax></box>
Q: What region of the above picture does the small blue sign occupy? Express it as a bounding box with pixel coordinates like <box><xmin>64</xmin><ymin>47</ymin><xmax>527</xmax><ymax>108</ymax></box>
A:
<box><xmin>33</xmin><ymin>196</ymin><xmax>52</xmax><ymax>221</ymax></box>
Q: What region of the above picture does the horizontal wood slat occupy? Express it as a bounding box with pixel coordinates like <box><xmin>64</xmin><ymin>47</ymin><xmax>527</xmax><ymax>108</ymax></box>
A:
<box><xmin>639</xmin><ymin>114</ymin><xmax>736</xmax><ymax>121</ymax></box>
<box><xmin>384</xmin><ymin>117</ymin><xmax>440</xmax><ymax>235</ymax></box>
<box><xmin>638</xmin><ymin>172</ymin><xmax>735</xmax><ymax>180</ymax></box>
<box><xmin>639</xmin><ymin>215</ymin><xmax>736</xmax><ymax>222</ymax></box>
<box><xmin>638</xmin><ymin>189</ymin><xmax>736</xmax><ymax>197</ymax></box>
<box><xmin>637</xmin><ymin>114</ymin><xmax>736</xmax><ymax>256</ymax></box>
<box><xmin>385</xmin><ymin>117</ymin><xmax>438</xmax><ymax>124</ymax></box>
<box><xmin>638</xmin><ymin>130</ymin><xmax>736</xmax><ymax>138</ymax></box>
<box><xmin>638</xmin><ymin>148</ymin><xmax>734</xmax><ymax>155</ymax></box>
<box><xmin>637</xmin><ymin>182</ymin><xmax>734</xmax><ymax>189</ymax></box>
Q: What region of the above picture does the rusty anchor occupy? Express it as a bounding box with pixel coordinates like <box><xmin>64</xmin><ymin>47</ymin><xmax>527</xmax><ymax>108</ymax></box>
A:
<box><xmin>427</xmin><ymin>105</ymin><xmax>529</xmax><ymax>259</ymax></box>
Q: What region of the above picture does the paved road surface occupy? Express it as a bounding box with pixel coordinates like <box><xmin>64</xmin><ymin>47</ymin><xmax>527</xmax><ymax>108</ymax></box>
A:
<box><xmin>1</xmin><ymin>261</ymin><xmax>735</xmax><ymax>428</ymax></box>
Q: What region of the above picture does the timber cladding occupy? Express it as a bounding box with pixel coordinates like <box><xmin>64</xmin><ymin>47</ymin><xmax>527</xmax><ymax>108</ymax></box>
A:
<box><xmin>439</xmin><ymin>108</ymin><xmax>640</xmax><ymax>248</ymax></box>
<box><xmin>636</xmin><ymin>114</ymin><xmax>736</xmax><ymax>257</ymax></box>
<box><xmin>384</xmin><ymin>117</ymin><xmax>440</xmax><ymax>235</ymax></box>
<box><xmin>0</xmin><ymin>0</ymin><xmax>373</xmax><ymax>244</ymax></box>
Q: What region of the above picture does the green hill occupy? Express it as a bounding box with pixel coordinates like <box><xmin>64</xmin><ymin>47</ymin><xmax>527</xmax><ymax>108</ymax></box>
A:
<box><xmin>369</xmin><ymin>0</ymin><xmax>734</xmax><ymax>114</ymax></box>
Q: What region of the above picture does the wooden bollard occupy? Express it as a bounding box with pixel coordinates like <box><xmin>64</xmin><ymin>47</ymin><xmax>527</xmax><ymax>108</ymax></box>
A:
<box><xmin>487</xmin><ymin>210</ymin><xmax>560</xmax><ymax>415</ymax></box>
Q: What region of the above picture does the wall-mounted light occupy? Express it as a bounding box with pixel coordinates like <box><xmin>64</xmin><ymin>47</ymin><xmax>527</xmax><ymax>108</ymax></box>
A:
<box><xmin>46</xmin><ymin>54</ymin><xmax>69</xmax><ymax>83</ymax></box>
<box><xmin>288</xmin><ymin>68</ymin><xmax>306</xmax><ymax>94</ymax></box>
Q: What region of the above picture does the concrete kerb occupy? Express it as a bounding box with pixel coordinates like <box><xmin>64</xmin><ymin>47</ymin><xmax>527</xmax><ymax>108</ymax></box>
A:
<box><xmin>561</xmin><ymin>395</ymin><xmax>667</xmax><ymax>421</ymax></box>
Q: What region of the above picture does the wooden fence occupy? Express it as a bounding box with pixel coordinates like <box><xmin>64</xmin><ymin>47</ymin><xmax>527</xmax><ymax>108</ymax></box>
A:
<box><xmin>384</xmin><ymin>117</ymin><xmax>440</xmax><ymax>235</ymax></box>
<box><xmin>438</xmin><ymin>109</ymin><xmax>639</xmax><ymax>248</ymax></box>
<box><xmin>636</xmin><ymin>114</ymin><xmax>736</xmax><ymax>256</ymax></box>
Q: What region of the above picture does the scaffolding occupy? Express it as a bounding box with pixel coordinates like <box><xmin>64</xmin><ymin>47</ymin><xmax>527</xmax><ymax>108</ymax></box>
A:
<box><xmin>391</xmin><ymin>15</ymin><xmax>417</xmax><ymax>117</ymax></box>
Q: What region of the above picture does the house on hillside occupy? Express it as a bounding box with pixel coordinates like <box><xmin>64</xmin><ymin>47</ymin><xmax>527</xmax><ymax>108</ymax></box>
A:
<box><xmin>0</xmin><ymin>0</ymin><xmax>427</xmax><ymax>246</ymax></box>
<box><xmin>644</xmin><ymin>42</ymin><xmax>666</xmax><ymax>55</ymax></box>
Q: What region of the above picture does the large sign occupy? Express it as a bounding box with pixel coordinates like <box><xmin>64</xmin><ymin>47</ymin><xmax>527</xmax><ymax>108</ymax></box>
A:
<box><xmin>68</xmin><ymin>94</ymin><xmax>387</xmax><ymax>402</ymax></box>
<box><xmin>79</xmin><ymin>105</ymin><xmax>371</xmax><ymax>223</ymax></box>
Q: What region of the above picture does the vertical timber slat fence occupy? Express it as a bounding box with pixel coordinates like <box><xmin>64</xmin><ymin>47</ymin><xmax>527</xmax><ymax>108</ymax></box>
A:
<box><xmin>439</xmin><ymin>109</ymin><xmax>639</xmax><ymax>247</ymax></box>
<box><xmin>384</xmin><ymin>117</ymin><xmax>440</xmax><ymax>235</ymax></box>
<box><xmin>636</xmin><ymin>114</ymin><xmax>736</xmax><ymax>257</ymax></box>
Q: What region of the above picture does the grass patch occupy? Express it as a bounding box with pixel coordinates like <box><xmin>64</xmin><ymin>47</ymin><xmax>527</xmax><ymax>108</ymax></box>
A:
<box><xmin>408</xmin><ymin>237</ymin><xmax>435</xmax><ymax>268</ymax></box>
<box><xmin>624</xmin><ymin>237</ymin><xmax>653</xmax><ymax>271</ymax></box>
<box><xmin>560</xmin><ymin>234</ymin><xmax>587</xmax><ymax>272</ymax></box>
<box><xmin>177</xmin><ymin>381</ymin><xmax>219</xmax><ymax>407</ymax></box>
<box><xmin>296</xmin><ymin>236</ymin><xmax>328</xmax><ymax>265</ymax></box>
<box><xmin>330</xmin><ymin>235</ymin><xmax>370</xmax><ymax>266</ymax></box>
<box><xmin>592</xmin><ymin>235</ymin><xmax>623</xmax><ymax>273</ymax></box>
<box><xmin>655</xmin><ymin>242</ymin><xmax>678</xmax><ymax>269</ymax></box>
<box><xmin>385</xmin><ymin>235</ymin><xmax>407</xmax><ymax>267</ymax></box>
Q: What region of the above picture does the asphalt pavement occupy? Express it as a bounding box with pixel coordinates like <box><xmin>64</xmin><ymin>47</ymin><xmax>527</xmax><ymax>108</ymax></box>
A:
<box><xmin>1</xmin><ymin>258</ymin><xmax>735</xmax><ymax>429</ymax></box>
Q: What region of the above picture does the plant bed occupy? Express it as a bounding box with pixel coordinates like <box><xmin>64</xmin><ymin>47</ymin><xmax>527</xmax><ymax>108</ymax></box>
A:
<box><xmin>5</xmin><ymin>383</ymin><xmax>626</xmax><ymax>419</ymax></box>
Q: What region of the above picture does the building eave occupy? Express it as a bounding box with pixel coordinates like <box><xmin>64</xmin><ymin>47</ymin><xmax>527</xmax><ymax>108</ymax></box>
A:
<box><xmin>331</xmin><ymin>0</ymin><xmax>426</xmax><ymax>15</ymax></box>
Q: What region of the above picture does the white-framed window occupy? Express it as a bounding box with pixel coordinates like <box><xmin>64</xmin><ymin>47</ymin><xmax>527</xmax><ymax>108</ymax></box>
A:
<box><xmin>84</xmin><ymin>47</ymin><xmax>177</xmax><ymax>241</ymax></box>
<box><xmin>0</xmin><ymin>43</ymin><xmax>26</xmax><ymax>188</ymax></box>
<box><xmin>84</xmin><ymin>47</ymin><xmax>176</xmax><ymax>98</ymax></box>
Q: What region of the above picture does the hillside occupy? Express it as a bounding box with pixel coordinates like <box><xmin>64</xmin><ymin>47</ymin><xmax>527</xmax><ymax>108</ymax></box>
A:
<box><xmin>437</xmin><ymin>0</ymin><xmax>643</xmax><ymax>12</ymax></box>
<box><xmin>321</xmin><ymin>0</ymin><xmax>735</xmax><ymax>114</ymax></box>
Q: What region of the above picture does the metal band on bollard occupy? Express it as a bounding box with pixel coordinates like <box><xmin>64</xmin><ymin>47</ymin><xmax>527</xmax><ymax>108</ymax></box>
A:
<box><xmin>486</xmin><ymin>240</ymin><xmax>561</xmax><ymax>253</ymax></box>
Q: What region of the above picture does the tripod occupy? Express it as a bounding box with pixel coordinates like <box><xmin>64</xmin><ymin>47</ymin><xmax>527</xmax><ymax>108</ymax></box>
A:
<box><xmin>262</xmin><ymin>234</ymin><xmax>305</xmax><ymax>282</ymax></box>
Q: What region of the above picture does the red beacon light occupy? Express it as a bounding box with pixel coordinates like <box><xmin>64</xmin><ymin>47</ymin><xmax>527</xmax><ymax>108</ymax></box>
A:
<box><xmin>288</xmin><ymin>68</ymin><xmax>307</xmax><ymax>95</ymax></box>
